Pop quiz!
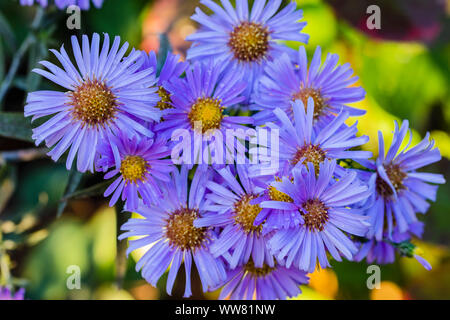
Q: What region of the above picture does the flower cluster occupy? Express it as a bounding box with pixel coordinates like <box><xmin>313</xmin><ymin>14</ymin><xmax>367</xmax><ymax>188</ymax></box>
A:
<box><xmin>24</xmin><ymin>0</ymin><xmax>444</xmax><ymax>300</ymax></box>
<box><xmin>20</xmin><ymin>0</ymin><xmax>105</xmax><ymax>10</ymax></box>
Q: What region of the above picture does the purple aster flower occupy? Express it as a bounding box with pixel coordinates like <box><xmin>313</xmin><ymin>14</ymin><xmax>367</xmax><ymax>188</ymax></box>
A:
<box><xmin>155</xmin><ymin>59</ymin><xmax>253</xmax><ymax>165</ymax></box>
<box><xmin>359</xmin><ymin>120</ymin><xmax>445</xmax><ymax>241</ymax></box>
<box><xmin>55</xmin><ymin>0</ymin><xmax>104</xmax><ymax>10</ymax></box>
<box><xmin>251</xmin><ymin>46</ymin><xmax>366</xmax><ymax>127</ymax></box>
<box><xmin>0</xmin><ymin>287</ymin><xmax>25</xmax><ymax>300</ymax></box>
<box><xmin>218</xmin><ymin>261</ymin><xmax>309</xmax><ymax>300</ymax></box>
<box><xmin>135</xmin><ymin>51</ymin><xmax>188</xmax><ymax>111</ymax></box>
<box><xmin>24</xmin><ymin>33</ymin><xmax>161</xmax><ymax>173</ymax></box>
<box><xmin>95</xmin><ymin>132</ymin><xmax>174</xmax><ymax>211</ymax></box>
<box><xmin>20</xmin><ymin>0</ymin><xmax>48</xmax><ymax>7</ymax></box>
<box><xmin>250</xmin><ymin>98</ymin><xmax>372</xmax><ymax>178</ymax></box>
<box><xmin>261</xmin><ymin>159</ymin><xmax>370</xmax><ymax>272</ymax></box>
<box><xmin>119</xmin><ymin>167</ymin><xmax>227</xmax><ymax>297</ymax></box>
<box><xmin>186</xmin><ymin>0</ymin><xmax>309</xmax><ymax>101</ymax></box>
<box><xmin>195</xmin><ymin>165</ymin><xmax>273</xmax><ymax>269</ymax></box>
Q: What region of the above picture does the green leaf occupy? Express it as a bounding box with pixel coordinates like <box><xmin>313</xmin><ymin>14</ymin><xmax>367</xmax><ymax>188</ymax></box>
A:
<box><xmin>156</xmin><ymin>33</ymin><xmax>172</xmax><ymax>76</ymax></box>
<box><xmin>0</xmin><ymin>11</ymin><xmax>16</xmax><ymax>53</ymax></box>
<box><xmin>0</xmin><ymin>112</ymin><xmax>33</xmax><ymax>142</ymax></box>
<box><xmin>56</xmin><ymin>168</ymin><xmax>84</xmax><ymax>218</ymax></box>
<box><xmin>60</xmin><ymin>180</ymin><xmax>110</xmax><ymax>201</ymax></box>
<box><xmin>115</xmin><ymin>201</ymin><xmax>130</xmax><ymax>289</ymax></box>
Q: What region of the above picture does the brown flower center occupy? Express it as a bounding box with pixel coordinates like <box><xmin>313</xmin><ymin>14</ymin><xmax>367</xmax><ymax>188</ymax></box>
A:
<box><xmin>291</xmin><ymin>144</ymin><xmax>326</xmax><ymax>172</ymax></box>
<box><xmin>228</xmin><ymin>22</ymin><xmax>269</xmax><ymax>62</ymax></box>
<box><xmin>69</xmin><ymin>79</ymin><xmax>118</xmax><ymax>127</ymax></box>
<box><xmin>301</xmin><ymin>199</ymin><xmax>329</xmax><ymax>231</ymax></box>
<box><xmin>165</xmin><ymin>208</ymin><xmax>208</xmax><ymax>250</ymax></box>
<box><xmin>120</xmin><ymin>155</ymin><xmax>149</xmax><ymax>184</ymax></box>
<box><xmin>244</xmin><ymin>259</ymin><xmax>275</xmax><ymax>277</ymax></box>
<box><xmin>376</xmin><ymin>163</ymin><xmax>407</xmax><ymax>197</ymax></box>
<box><xmin>233</xmin><ymin>194</ymin><xmax>263</xmax><ymax>234</ymax></box>
<box><xmin>188</xmin><ymin>97</ymin><xmax>224</xmax><ymax>133</ymax></box>
<box><xmin>292</xmin><ymin>87</ymin><xmax>328</xmax><ymax>119</ymax></box>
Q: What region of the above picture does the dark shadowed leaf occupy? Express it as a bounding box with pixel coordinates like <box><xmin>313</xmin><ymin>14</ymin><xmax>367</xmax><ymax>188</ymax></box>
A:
<box><xmin>156</xmin><ymin>33</ymin><xmax>172</xmax><ymax>76</ymax></box>
<box><xmin>56</xmin><ymin>168</ymin><xmax>84</xmax><ymax>218</ymax></box>
<box><xmin>0</xmin><ymin>112</ymin><xmax>33</xmax><ymax>142</ymax></box>
<box><xmin>61</xmin><ymin>180</ymin><xmax>110</xmax><ymax>201</ymax></box>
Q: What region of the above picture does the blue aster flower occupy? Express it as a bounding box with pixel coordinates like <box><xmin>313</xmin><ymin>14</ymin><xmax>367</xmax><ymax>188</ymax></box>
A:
<box><xmin>20</xmin><ymin>0</ymin><xmax>104</xmax><ymax>9</ymax></box>
<box><xmin>251</xmin><ymin>46</ymin><xmax>366</xmax><ymax>127</ymax></box>
<box><xmin>135</xmin><ymin>51</ymin><xmax>188</xmax><ymax>111</ymax></box>
<box><xmin>95</xmin><ymin>131</ymin><xmax>174</xmax><ymax>211</ymax></box>
<box><xmin>195</xmin><ymin>164</ymin><xmax>273</xmax><ymax>269</ymax></box>
<box><xmin>218</xmin><ymin>260</ymin><xmax>309</xmax><ymax>300</ymax></box>
<box><xmin>0</xmin><ymin>287</ymin><xmax>25</xmax><ymax>300</ymax></box>
<box><xmin>155</xmin><ymin>59</ymin><xmax>253</xmax><ymax>165</ymax></box>
<box><xmin>119</xmin><ymin>167</ymin><xmax>227</xmax><ymax>297</ymax></box>
<box><xmin>359</xmin><ymin>120</ymin><xmax>445</xmax><ymax>241</ymax></box>
<box><xmin>186</xmin><ymin>0</ymin><xmax>308</xmax><ymax>102</ymax></box>
<box><xmin>250</xmin><ymin>98</ymin><xmax>372</xmax><ymax>178</ymax></box>
<box><xmin>24</xmin><ymin>33</ymin><xmax>161</xmax><ymax>172</ymax></box>
<box><xmin>261</xmin><ymin>159</ymin><xmax>370</xmax><ymax>272</ymax></box>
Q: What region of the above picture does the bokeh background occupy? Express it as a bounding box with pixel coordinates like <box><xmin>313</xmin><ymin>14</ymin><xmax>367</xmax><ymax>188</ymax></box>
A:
<box><xmin>0</xmin><ymin>0</ymin><xmax>448</xmax><ymax>300</ymax></box>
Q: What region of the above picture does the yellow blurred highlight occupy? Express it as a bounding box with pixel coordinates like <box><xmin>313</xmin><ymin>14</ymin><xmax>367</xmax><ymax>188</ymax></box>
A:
<box><xmin>290</xmin><ymin>286</ymin><xmax>332</xmax><ymax>300</ymax></box>
<box><xmin>307</xmin><ymin>268</ymin><xmax>339</xmax><ymax>299</ymax></box>
<box><xmin>94</xmin><ymin>284</ymin><xmax>135</xmax><ymax>300</ymax></box>
<box><xmin>130</xmin><ymin>282</ymin><xmax>160</xmax><ymax>300</ymax></box>
<box><xmin>370</xmin><ymin>281</ymin><xmax>404</xmax><ymax>300</ymax></box>
<box><xmin>401</xmin><ymin>240</ymin><xmax>447</xmax><ymax>277</ymax></box>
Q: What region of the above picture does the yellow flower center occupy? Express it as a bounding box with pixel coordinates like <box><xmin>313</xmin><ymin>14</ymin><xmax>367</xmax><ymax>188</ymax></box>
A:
<box><xmin>233</xmin><ymin>194</ymin><xmax>263</xmax><ymax>234</ymax></box>
<box><xmin>120</xmin><ymin>155</ymin><xmax>149</xmax><ymax>184</ymax></box>
<box><xmin>188</xmin><ymin>97</ymin><xmax>224</xmax><ymax>133</ymax></box>
<box><xmin>302</xmin><ymin>199</ymin><xmax>329</xmax><ymax>231</ymax></box>
<box><xmin>228</xmin><ymin>22</ymin><xmax>269</xmax><ymax>62</ymax></box>
<box><xmin>268</xmin><ymin>177</ymin><xmax>293</xmax><ymax>202</ymax></box>
<box><xmin>69</xmin><ymin>79</ymin><xmax>118</xmax><ymax>127</ymax></box>
<box><xmin>292</xmin><ymin>87</ymin><xmax>328</xmax><ymax>119</ymax></box>
<box><xmin>165</xmin><ymin>208</ymin><xmax>208</xmax><ymax>250</ymax></box>
<box><xmin>156</xmin><ymin>86</ymin><xmax>173</xmax><ymax>110</ymax></box>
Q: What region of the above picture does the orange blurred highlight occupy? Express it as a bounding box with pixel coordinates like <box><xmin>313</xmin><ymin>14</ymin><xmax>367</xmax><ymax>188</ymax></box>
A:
<box><xmin>308</xmin><ymin>268</ymin><xmax>339</xmax><ymax>299</ymax></box>
<box><xmin>370</xmin><ymin>281</ymin><xmax>404</xmax><ymax>300</ymax></box>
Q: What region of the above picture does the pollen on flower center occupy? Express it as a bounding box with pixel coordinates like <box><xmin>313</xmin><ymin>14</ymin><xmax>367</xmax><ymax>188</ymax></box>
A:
<box><xmin>156</xmin><ymin>86</ymin><xmax>173</xmax><ymax>110</ymax></box>
<box><xmin>188</xmin><ymin>97</ymin><xmax>224</xmax><ymax>133</ymax></box>
<box><xmin>165</xmin><ymin>208</ymin><xmax>208</xmax><ymax>250</ymax></box>
<box><xmin>120</xmin><ymin>155</ymin><xmax>149</xmax><ymax>184</ymax></box>
<box><xmin>69</xmin><ymin>79</ymin><xmax>118</xmax><ymax>127</ymax></box>
<box><xmin>292</xmin><ymin>87</ymin><xmax>327</xmax><ymax>119</ymax></box>
<box><xmin>244</xmin><ymin>260</ymin><xmax>275</xmax><ymax>277</ymax></box>
<box><xmin>228</xmin><ymin>22</ymin><xmax>269</xmax><ymax>62</ymax></box>
<box><xmin>233</xmin><ymin>194</ymin><xmax>263</xmax><ymax>234</ymax></box>
<box><xmin>376</xmin><ymin>163</ymin><xmax>407</xmax><ymax>197</ymax></box>
<box><xmin>301</xmin><ymin>199</ymin><xmax>329</xmax><ymax>231</ymax></box>
<box><xmin>291</xmin><ymin>144</ymin><xmax>326</xmax><ymax>172</ymax></box>
<box><xmin>268</xmin><ymin>177</ymin><xmax>293</xmax><ymax>202</ymax></box>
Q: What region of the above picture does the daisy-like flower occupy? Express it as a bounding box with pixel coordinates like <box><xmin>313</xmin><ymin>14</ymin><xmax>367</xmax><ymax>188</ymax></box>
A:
<box><xmin>250</xmin><ymin>98</ymin><xmax>372</xmax><ymax>178</ymax></box>
<box><xmin>262</xmin><ymin>159</ymin><xmax>370</xmax><ymax>272</ymax></box>
<box><xmin>95</xmin><ymin>131</ymin><xmax>174</xmax><ymax>211</ymax></box>
<box><xmin>136</xmin><ymin>51</ymin><xmax>188</xmax><ymax>111</ymax></box>
<box><xmin>360</xmin><ymin>120</ymin><xmax>445</xmax><ymax>241</ymax></box>
<box><xmin>252</xmin><ymin>46</ymin><xmax>366</xmax><ymax>127</ymax></box>
<box><xmin>0</xmin><ymin>287</ymin><xmax>25</xmax><ymax>300</ymax></box>
<box><xmin>218</xmin><ymin>260</ymin><xmax>309</xmax><ymax>300</ymax></box>
<box><xmin>186</xmin><ymin>0</ymin><xmax>309</xmax><ymax>101</ymax></box>
<box><xmin>119</xmin><ymin>167</ymin><xmax>227</xmax><ymax>297</ymax></box>
<box><xmin>155</xmin><ymin>59</ymin><xmax>253</xmax><ymax>165</ymax></box>
<box><xmin>195</xmin><ymin>165</ymin><xmax>272</xmax><ymax>269</ymax></box>
<box><xmin>24</xmin><ymin>33</ymin><xmax>161</xmax><ymax>172</ymax></box>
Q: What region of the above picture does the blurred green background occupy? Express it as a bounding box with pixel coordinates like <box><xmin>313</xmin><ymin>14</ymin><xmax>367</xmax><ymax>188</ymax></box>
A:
<box><xmin>0</xmin><ymin>0</ymin><xmax>448</xmax><ymax>300</ymax></box>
